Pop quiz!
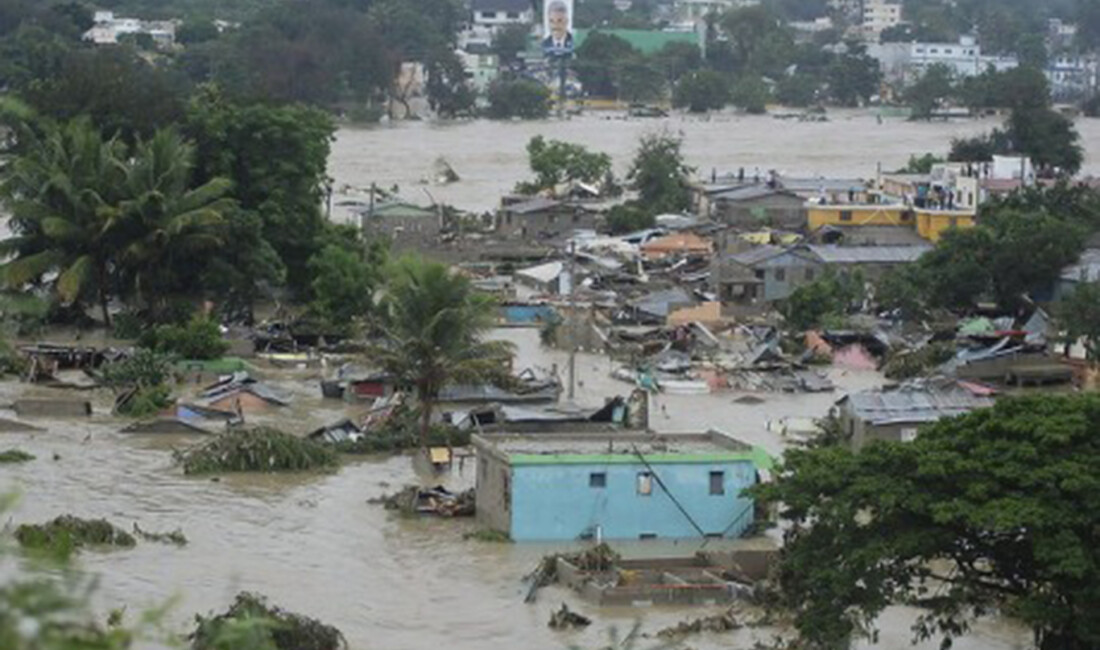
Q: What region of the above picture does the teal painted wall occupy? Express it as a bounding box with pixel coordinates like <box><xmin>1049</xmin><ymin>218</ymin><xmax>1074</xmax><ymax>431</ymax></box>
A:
<box><xmin>509</xmin><ymin>460</ymin><xmax>756</xmax><ymax>541</ymax></box>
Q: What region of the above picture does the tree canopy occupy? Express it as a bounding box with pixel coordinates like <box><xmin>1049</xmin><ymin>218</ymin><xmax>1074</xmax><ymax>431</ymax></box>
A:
<box><xmin>757</xmin><ymin>393</ymin><xmax>1100</xmax><ymax>650</ymax></box>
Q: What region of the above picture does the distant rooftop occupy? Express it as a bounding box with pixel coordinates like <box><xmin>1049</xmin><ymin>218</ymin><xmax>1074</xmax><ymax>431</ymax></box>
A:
<box><xmin>473</xmin><ymin>431</ymin><xmax>773</xmax><ymax>467</ymax></box>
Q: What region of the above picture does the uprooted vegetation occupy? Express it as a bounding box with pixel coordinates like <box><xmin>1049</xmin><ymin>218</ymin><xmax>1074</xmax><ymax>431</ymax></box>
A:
<box><xmin>132</xmin><ymin>523</ymin><xmax>188</xmax><ymax>546</ymax></box>
<box><xmin>190</xmin><ymin>592</ymin><xmax>347</xmax><ymax>650</ymax></box>
<box><xmin>175</xmin><ymin>427</ymin><xmax>338</xmax><ymax>475</ymax></box>
<box><xmin>15</xmin><ymin>516</ymin><xmax>136</xmax><ymax>554</ymax></box>
<box><xmin>0</xmin><ymin>449</ymin><xmax>35</xmax><ymax>463</ymax></box>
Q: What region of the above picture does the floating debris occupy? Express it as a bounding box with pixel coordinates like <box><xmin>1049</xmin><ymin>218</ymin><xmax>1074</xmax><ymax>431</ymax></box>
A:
<box><xmin>370</xmin><ymin>485</ymin><xmax>475</xmax><ymax>517</ymax></box>
<box><xmin>463</xmin><ymin>529</ymin><xmax>511</xmax><ymax>543</ymax></box>
<box><xmin>0</xmin><ymin>449</ymin><xmax>34</xmax><ymax>463</ymax></box>
<box><xmin>190</xmin><ymin>592</ymin><xmax>347</xmax><ymax>650</ymax></box>
<box><xmin>133</xmin><ymin>523</ymin><xmax>188</xmax><ymax>546</ymax></box>
<box><xmin>175</xmin><ymin>427</ymin><xmax>338</xmax><ymax>475</ymax></box>
<box><xmin>548</xmin><ymin>603</ymin><xmax>591</xmax><ymax>629</ymax></box>
<box><xmin>655</xmin><ymin>608</ymin><xmax>742</xmax><ymax>639</ymax></box>
<box><xmin>15</xmin><ymin>515</ymin><xmax>136</xmax><ymax>553</ymax></box>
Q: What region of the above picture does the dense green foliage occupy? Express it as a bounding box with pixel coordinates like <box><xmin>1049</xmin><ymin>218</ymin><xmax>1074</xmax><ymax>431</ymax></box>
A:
<box><xmin>190</xmin><ymin>592</ymin><xmax>346</xmax><ymax>650</ymax></box>
<box><xmin>0</xmin><ymin>449</ymin><xmax>34</xmax><ymax>463</ymax></box>
<box><xmin>625</xmin><ymin>131</ymin><xmax>693</xmax><ymax>216</ymax></box>
<box><xmin>520</xmin><ymin>136</ymin><xmax>613</xmax><ymax>193</ymax></box>
<box><xmin>881</xmin><ymin>185</ymin><xmax>1099</xmax><ymax>312</ymax></box>
<box><xmin>672</xmin><ymin>70</ymin><xmax>730</xmax><ymax>113</ymax></box>
<box><xmin>757</xmin><ymin>393</ymin><xmax>1100</xmax><ymax>649</ymax></box>
<box><xmin>176</xmin><ymin>427</ymin><xmax>338</xmax><ymax>475</ymax></box>
<box><xmin>486</xmin><ymin>78</ymin><xmax>551</xmax><ymax>119</ymax></box>
<box><xmin>782</xmin><ymin>271</ymin><xmax>863</xmax><ymax>331</ymax></box>
<box><xmin>368</xmin><ymin>256</ymin><xmax>513</xmax><ymax>447</ymax></box>
<box><xmin>100</xmin><ymin>348</ymin><xmax>177</xmax><ymax>391</ymax></box>
<box><xmin>16</xmin><ymin>516</ymin><xmax>136</xmax><ymax>555</ymax></box>
<box><xmin>139</xmin><ymin>314</ymin><xmax>229</xmax><ymax>360</ymax></box>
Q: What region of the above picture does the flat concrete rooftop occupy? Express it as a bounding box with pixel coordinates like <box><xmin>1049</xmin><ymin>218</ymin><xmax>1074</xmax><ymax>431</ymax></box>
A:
<box><xmin>473</xmin><ymin>431</ymin><xmax>773</xmax><ymax>468</ymax></box>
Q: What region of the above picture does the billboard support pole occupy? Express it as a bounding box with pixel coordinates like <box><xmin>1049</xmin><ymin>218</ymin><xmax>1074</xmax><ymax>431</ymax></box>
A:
<box><xmin>557</xmin><ymin>55</ymin><xmax>567</xmax><ymax>118</ymax></box>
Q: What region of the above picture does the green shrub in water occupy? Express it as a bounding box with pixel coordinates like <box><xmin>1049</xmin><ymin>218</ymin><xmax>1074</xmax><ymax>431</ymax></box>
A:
<box><xmin>176</xmin><ymin>427</ymin><xmax>338</xmax><ymax>475</ymax></box>
<box><xmin>15</xmin><ymin>515</ymin><xmax>136</xmax><ymax>557</ymax></box>
<box><xmin>0</xmin><ymin>449</ymin><xmax>34</xmax><ymax>463</ymax></box>
<box><xmin>190</xmin><ymin>592</ymin><xmax>347</xmax><ymax>650</ymax></box>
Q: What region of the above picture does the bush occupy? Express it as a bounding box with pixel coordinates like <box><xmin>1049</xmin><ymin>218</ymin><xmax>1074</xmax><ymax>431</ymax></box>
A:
<box><xmin>0</xmin><ymin>449</ymin><xmax>34</xmax><ymax>463</ymax></box>
<box><xmin>139</xmin><ymin>314</ymin><xmax>229</xmax><ymax>360</ymax></box>
<box><xmin>15</xmin><ymin>516</ymin><xmax>136</xmax><ymax>557</ymax></box>
<box><xmin>190</xmin><ymin>592</ymin><xmax>347</xmax><ymax>650</ymax></box>
<box><xmin>176</xmin><ymin>428</ymin><xmax>339</xmax><ymax>475</ymax></box>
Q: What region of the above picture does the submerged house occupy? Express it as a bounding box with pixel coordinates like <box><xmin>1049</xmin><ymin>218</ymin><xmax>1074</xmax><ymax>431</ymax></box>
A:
<box><xmin>472</xmin><ymin>431</ymin><xmax>770</xmax><ymax>541</ymax></box>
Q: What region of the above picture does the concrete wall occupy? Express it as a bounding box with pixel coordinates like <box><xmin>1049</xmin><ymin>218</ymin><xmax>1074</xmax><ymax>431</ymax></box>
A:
<box><xmin>807</xmin><ymin>205</ymin><xmax>907</xmax><ymax>230</ymax></box>
<box><xmin>915</xmin><ymin>210</ymin><xmax>976</xmax><ymax>242</ymax></box>
<box><xmin>756</xmin><ymin>252</ymin><xmax>823</xmax><ymax>302</ymax></box>
<box><xmin>509</xmin><ymin>460</ymin><xmax>756</xmax><ymax>541</ymax></box>
<box><xmin>495</xmin><ymin>210</ymin><xmax>600</xmax><ymax>241</ymax></box>
<box><xmin>714</xmin><ymin>195</ymin><xmax>805</xmax><ymax>229</ymax></box>
<box><xmin>474</xmin><ymin>446</ymin><xmax>513</xmax><ymax>535</ymax></box>
<box><xmin>362</xmin><ymin>215</ymin><xmax>442</xmax><ymax>251</ymax></box>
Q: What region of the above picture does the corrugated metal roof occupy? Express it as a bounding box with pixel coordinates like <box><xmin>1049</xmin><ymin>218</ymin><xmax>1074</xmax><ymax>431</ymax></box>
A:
<box><xmin>725</xmin><ymin>245</ymin><xmax>784</xmax><ymax>267</ymax></box>
<box><xmin>807</xmin><ymin>244</ymin><xmax>931</xmax><ymax>264</ymax></box>
<box><xmin>844</xmin><ymin>389</ymin><xmax>994</xmax><ymax>425</ymax></box>
<box><xmin>711</xmin><ymin>185</ymin><xmax>791</xmax><ymax>202</ymax></box>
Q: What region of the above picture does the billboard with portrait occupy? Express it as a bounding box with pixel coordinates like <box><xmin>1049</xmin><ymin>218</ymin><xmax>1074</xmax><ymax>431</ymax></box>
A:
<box><xmin>542</xmin><ymin>0</ymin><xmax>574</xmax><ymax>56</ymax></box>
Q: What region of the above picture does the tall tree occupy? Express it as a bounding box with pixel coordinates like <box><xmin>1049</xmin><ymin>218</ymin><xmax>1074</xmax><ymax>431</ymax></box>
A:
<box><xmin>522</xmin><ymin>136</ymin><xmax>613</xmax><ymax>194</ymax></box>
<box><xmin>109</xmin><ymin>129</ymin><xmax>234</xmax><ymax>318</ymax></box>
<box><xmin>185</xmin><ymin>88</ymin><xmax>335</xmax><ymax>294</ymax></box>
<box><xmin>0</xmin><ymin>118</ymin><xmax>128</xmax><ymax>325</ymax></box>
<box><xmin>368</xmin><ymin>257</ymin><xmax>513</xmax><ymax>447</ymax></box>
<box><xmin>756</xmin><ymin>393</ymin><xmax>1100</xmax><ymax>650</ymax></box>
<box><xmin>626</xmin><ymin>131</ymin><xmax>693</xmax><ymax>215</ymax></box>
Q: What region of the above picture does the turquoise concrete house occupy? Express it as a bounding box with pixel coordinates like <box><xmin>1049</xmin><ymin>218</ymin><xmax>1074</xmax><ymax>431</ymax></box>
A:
<box><xmin>472</xmin><ymin>432</ymin><xmax>771</xmax><ymax>542</ymax></box>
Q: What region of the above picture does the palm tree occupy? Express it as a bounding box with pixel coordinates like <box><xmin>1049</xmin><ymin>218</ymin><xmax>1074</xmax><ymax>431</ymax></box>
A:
<box><xmin>0</xmin><ymin>117</ymin><xmax>127</xmax><ymax>326</ymax></box>
<box><xmin>369</xmin><ymin>256</ymin><xmax>513</xmax><ymax>448</ymax></box>
<box><xmin>108</xmin><ymin>129</ymin><xmax>234</xmax><ymax>317</ymax></box>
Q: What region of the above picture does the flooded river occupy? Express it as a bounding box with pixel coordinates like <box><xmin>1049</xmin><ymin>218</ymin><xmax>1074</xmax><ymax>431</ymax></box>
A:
<box><xmin>329</xmin><ymin>110</ymin><xmax>1100</xmax><ymax>217</ymax></box>
<box><xmin>1</xmin><ymin>329</ymin><xmax>1030</xmax><ymax>650</ymax></box>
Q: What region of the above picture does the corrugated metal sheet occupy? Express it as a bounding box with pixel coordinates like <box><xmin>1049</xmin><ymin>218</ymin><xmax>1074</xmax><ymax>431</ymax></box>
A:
<box><xmin>807</xmin><ymin>244</ymin><xmax>931</xmax><ymax>264</ymax></box>
<box><xmin>845</xmin><ymin>389</ymin><xmax>994</xmax><ymax>425</ymax></box>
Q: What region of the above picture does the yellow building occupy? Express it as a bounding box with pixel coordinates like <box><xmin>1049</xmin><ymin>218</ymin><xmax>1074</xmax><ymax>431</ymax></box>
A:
<box><xmin>915</xmin><ymin>209</ymin><xmax>976</xmax><ymax>242</ymax></box>
<box><xmin>806</xmin><ymin>204</ymin><xmax>912</xmax><ymax>230</ymax></box>
<box><xmin>807</xmin><ymin>202</ymin><xmax>976</xmax><ymax>243</ymax></box>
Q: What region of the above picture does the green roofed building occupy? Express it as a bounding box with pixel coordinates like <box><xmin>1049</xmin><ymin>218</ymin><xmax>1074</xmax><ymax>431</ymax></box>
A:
<box><xmin>573</xmin><ymin>28</ymin><xmax>700</xmax><ymax>55</ymax></box>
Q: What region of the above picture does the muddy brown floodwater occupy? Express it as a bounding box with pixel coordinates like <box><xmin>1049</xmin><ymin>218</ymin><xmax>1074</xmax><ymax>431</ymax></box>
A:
<box><xmin>328</xmin><ymin>110</ymin><xmax>1100</xmax><ymax>218</ymax></box>
<box><xmin>1</xmin><ymin>329</ymin><xmax>1030</xmax><ymax>650</ymax></box>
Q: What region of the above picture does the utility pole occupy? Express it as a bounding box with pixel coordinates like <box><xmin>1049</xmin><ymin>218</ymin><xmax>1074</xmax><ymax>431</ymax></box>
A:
<box><xmin>567</xmin><ymin>237</ymin><xmax>577</xmax><ymax>401</ymax></box>
<box><xmin>557</xmin><ymin>54</ymin><xmax>568</xmax><ymax>119</ymax></box>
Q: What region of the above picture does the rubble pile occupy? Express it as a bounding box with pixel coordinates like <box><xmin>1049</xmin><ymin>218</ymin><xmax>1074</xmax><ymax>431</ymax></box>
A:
<box><xmin>370</xmin><ymin>485</ymin><xmax>475</xmax><ymax>517</ymax></box>
<box><xmin>15</xmin><ymin>515</ymin><xmax>137</xmax><ymax>553</ymax></box>
<box><xmin>548</xmin><ymin>603</ymin><xmax>591</xmax><ymax>629</ymax></box>
<box><xmin>175</xmin><ymin>427</ymin><xmax>338</xmax><ymax>475</ymax></box>
<box><xmin>190</xmin><ymin>592</ymin><xmax>347</xmax><ymax>650</ymax></box>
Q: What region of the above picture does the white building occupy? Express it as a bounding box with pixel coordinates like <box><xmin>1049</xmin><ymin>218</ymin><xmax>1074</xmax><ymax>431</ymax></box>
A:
<box><xmin>471</xmin><ymin>0</ymin><xmax>535</xmax><ymax>30</ymax></box>
<box><xmin>869</xmin><ymin>36</ymin><xmax>1018</xmax><ymax>85</ymax></box>
<box><xmin>860</xmin><ymin>0</ymin><xmax>902</xmax><ymax>42</ymax></box>
<box><xmin>83</xmin><ymin>11</ymin><xmax>176</xmax><ymax>47</ymax></box>
<box><xmin>1046</xmin><ymin>54</ymin><xmax>1099</xmax><ymax>101</ymax></box>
